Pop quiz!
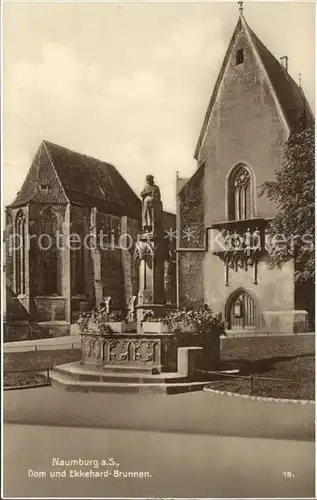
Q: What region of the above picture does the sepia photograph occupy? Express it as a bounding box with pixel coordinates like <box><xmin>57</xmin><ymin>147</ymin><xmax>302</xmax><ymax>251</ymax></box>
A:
<box><xmin>2</xmin><ymin>1</ymin><xmax>315</xmax><ymax>498</ymax></box>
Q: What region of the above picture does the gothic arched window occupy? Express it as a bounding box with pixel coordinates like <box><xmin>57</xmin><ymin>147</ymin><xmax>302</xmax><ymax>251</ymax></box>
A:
<box><xmin>228</xmin><ymin>166</ymin><xmax>252</xmax><ymax>221</ymax></box>
<box><xmin>41</xmin><ymin>208</ymin><xmax>59</xmax><ymax>295</ymax></box>
<box><xmin>15</xmin><ymin>210</ymin><xmax>26</xmax><ymax>295</ymax></box>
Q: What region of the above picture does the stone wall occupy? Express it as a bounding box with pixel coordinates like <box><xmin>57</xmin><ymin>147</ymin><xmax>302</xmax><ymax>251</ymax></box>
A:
<box><xmin>179</xmin><ymin>164</ymin><xmax>205</xmax><ymax>248</ymax></box>
<box><xmin>6</xmin><ymin>202</ymin><xmax>71</xmax><ymax>325</ymax></box>
<box><xmin>32</xmin><ymin>297</ymin><xmax>67</xmax><ymax>322</ymax></box>
<box><xmin>100</xmin><ymin>249</ymin><xmax>124</xmax><ymax>308</ymax></box>
<box><xmin>4</xmin><ymin>210</ymin><xmax>13</xmax><ymax>291</ymax></box>
<box><xmin>177</xmin><ymin>164</ymin><xmax>205</xmax><ymax>308</ymax></box>
<box><xmin>29</xmin><ymin>203</ymin><xmax>68</xmax><ymax>322</ymax></box>
<box><xmin>178</xmin><ymin>22</ymin><xmax>296</xmax><ymax>318</ymax></box>
<box><xmin>178</xmin><ymin>252</ymin><xmax>205</xmax><ymax>308</ymax></box>
<box><xmin>70</xmin><ymin>204</ymin><xmax>94</xmax><ymax>300</ymax></box>
<box><xmin>204</xmin><ymin>253</ymin><xmax>294</xmax><ymax>324</ymax></box>
<box><xmin>5</xmin><ymin>192</ymin><xmax>172</xmax><ymax>331</ymax></box>
<box><xmin>121</xmin><ymin>216</ymin><xmax>140</xmax><ymax>307</ymax></box>
<box><xmin>29</xmin><ymin>202</ymin><xmax>67</xmax><ymax>298</ymax></box>
<box><xmin>197</xmin><ymin>25</ymin><xmax>289</xmax><ymax>224</ymax></box>
<box><xmin>6</xmin><ymin>206</ymin><xmax>30</xmax><ymax>300</ymax></box>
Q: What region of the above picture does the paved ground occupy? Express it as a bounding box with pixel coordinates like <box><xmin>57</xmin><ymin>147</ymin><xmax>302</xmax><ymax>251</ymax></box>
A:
<box><xmin>3</xmin><ymin>423</ymin><xmax>315</xmax><ymax>498</ymax></box>
<box><xmin>3</xmin><ymin>335</ymin><xmax>80</xmax><ymax>353</ymax></box>
<box><xmin>4</xmin><ymin>386</ymin><xmax>314</xmax><ymax>441</ymax></box>
<box><xmin>5</xmin><ymin>331</ymin><xmax>314</xmax><ymax>353</ymax></box>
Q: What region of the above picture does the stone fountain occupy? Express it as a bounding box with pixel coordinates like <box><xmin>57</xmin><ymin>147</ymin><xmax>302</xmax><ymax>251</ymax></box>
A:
<box><xmin>49</xmin><ymin>175</ymin><xmax>205</xmax><ymax>394</ymax></box>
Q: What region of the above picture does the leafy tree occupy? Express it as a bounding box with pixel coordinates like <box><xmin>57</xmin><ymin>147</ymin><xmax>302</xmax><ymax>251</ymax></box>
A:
<box><xmin>260</xmin><ymin>127</ymin><xmax>314</xmax><ymax>282</ymax></box>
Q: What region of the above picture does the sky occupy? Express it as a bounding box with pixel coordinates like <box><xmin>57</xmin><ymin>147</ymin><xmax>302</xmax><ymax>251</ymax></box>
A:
<box><xmin>3</xmin><ymin>1</ymin><xmax>315</xmax><ymax>213</ymax></box>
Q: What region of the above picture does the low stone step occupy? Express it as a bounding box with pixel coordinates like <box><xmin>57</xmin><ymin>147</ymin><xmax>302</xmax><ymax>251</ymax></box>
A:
<box><xmin>78</xmin><ymin>363</ymin><xmax>157</xmax><ymax>374</ymax></box>
<box><xmin>54</xmin><ymin>363</ymin><xmax>189</xmax><ymax>384</ymax></box>
<box><xmin>49</xmin><ymin>370</ymin><xmax>210</xmax><ymax>395</ymax></box>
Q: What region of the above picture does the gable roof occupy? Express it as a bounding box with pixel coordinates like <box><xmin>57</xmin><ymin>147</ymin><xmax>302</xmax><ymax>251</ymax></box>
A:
<box><xmin>44</xmin><ymin>141</ymin><xmax>142</xmax><ymax>219</ymax></box>
<box><xmin>247</xmin><ymin>23</ymin><xmax>314</xmax><ymax>131</ymax></box>
<box><xmin>9</xmin><ymin>142</ymin><xmax>68</xmax><ymax>207</ymax></box>
<box><xmin>10</xmin><ymin>140</ymin><xmax>142</xmax><ymax>219</ymax></box>
<box><xmin>194</xmin><ymin>14</ymin><xmax>314</xmax><ymax>160</ymax></box>
<box><xmin>194</xmin><ymin>18</ymin><xmax>242</xmax><ymax>161</ymax></box>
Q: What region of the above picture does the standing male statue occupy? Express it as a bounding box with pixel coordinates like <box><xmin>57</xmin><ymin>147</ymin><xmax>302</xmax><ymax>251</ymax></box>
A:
<box><xmin>141</xmin><ymin>175</ymin><xmax>163</xmax><ymax>232</ymax></box>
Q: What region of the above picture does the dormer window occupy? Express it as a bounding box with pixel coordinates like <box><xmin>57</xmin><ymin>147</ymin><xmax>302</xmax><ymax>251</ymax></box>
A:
<box><xmin>236</xmin><ymin>49</ymin><xmax>244</xmax><ymax>65</ymax></box>
<box><xmin>40</xmin><ymin>183</ymin><xmax>49</xmax><ymax>191</ymax></box>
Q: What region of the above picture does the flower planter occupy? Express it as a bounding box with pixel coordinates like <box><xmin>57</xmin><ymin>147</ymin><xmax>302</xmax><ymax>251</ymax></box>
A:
<box><xmin>142</xmin><ymin>321</ymin><xmax>170</xmax><ymax>334</ymax></box>
<box><xmin>107</xmin><ymin>321</ymin><xmax>128</xmax><ymax>333</ymax></box>
<box><xmin>201</xmin><ymin>333</ymin><xmax>221</xmax><ymax>370</ymax></box>
<box><xmin>125</xmin><ymin>321</ymin><xmax>137</xmax><ymax>332</ymax></box>
<box><xmin>83</xmin><ymin>321</ymin><xmax>128</xmax><ymax>334</ymax></box>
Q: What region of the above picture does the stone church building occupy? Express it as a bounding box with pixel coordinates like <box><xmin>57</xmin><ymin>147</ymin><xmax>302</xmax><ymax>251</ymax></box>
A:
<box><xmin>176</xmin><ymin>10</ymin><xmax>314</xmax><ymax>332</ymax></box>
<box><xmin>5</xmin><ymin>8</ymin><xmax>314</xmax><ymax>339</ymax></box>
<box><xmin>5</xmin><ymin>141</ymin><xmax>176</xmax><ymax>338</ymax></box>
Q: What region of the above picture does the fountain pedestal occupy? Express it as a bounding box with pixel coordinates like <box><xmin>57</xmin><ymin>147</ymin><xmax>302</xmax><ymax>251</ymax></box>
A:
<box><xmin>134</xmin><ymin>230</ymin><xmax>170</xmax><ymax>329</ymax></box>
<box><xmin>80</xmin><ymin>331</ymin><xmax>177</xmax><ymax>373</ymax></box>
<box><xmin>49</xmin><ymin>175</ymin><xmax>208</xmax><ymax>394</ymax></box>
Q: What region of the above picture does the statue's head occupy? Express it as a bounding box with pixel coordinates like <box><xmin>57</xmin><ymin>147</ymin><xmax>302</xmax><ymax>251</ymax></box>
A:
<box><xmin>146</xmin><ymin>174</ymin><xmax>154</xmax><ymax>185</ymax></box>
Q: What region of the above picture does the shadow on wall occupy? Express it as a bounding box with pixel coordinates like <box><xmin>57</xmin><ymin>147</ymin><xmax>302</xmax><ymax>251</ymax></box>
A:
<box><xmin>5</xmin><ymin>285</ymin><xmax>42</xmax><ymax>342</ymax></box>
<box><xmin>5</xmin><ymin>285</ymin><xmax>30</xmax><ymax>322</ymax></box>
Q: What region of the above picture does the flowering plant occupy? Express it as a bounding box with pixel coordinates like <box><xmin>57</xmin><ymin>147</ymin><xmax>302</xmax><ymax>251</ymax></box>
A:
<box><xmin>142</xmin><ymin>305</ymin><xmax>226</xmax><ymax>336</ymax></box>
<box><xmin>77</xmin><ymin>304</ymin><xmax>127</xmax><ymax>334</ymax></box>
<box><xmin>161</xmin><ymin>308</ymin><xmax>192</xmax><ymax>333</ymax></box>
<box><xmin>142</xmin><ymin>310</ymin><xmax>162</xmax><ymax>323</ymax></box>
<box><xmin>164</xmin><ymin>305</ymin><xmax>226</xmax><ymax>335</ymax></box>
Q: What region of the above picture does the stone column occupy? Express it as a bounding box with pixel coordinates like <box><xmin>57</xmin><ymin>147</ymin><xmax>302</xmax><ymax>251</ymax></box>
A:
<box><xmin>136</xmin><ymin>175</ymin><xmax>169</xmax><ymax>326</ymax></box>
<box><xmin>135</xmin><ymin>232</ymin><xmax>166</xmax><ymax>324</ymax></box>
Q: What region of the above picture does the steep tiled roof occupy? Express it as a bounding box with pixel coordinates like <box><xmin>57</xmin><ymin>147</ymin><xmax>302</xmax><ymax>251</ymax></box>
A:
<box><xmin>194</xmin><ymin>15</ymin><xmax>314</xmax><ymax>159</ymax></box>
<box><xmin>44</xmin><ymin>141</ymin><xmax>141</xmax><ymax>219</ymax></box>
<box><xmin>9</xmin><ymin>141</ymin><xmax>142</xmax><ymax>220</ymax></box>
<box><xmin>247</xmin><ymin>23</ymin><xmax>314</xmax><ymax>131</ymax></box>
<box><xmin>9</xmin><ymin>140</ymin><xmax>176</xmax><ymax>226</ymax></box>
<box><xmin>10</xmin><ymin>142</ymin><xmax>68</xmax><ymax>207</ymax></box>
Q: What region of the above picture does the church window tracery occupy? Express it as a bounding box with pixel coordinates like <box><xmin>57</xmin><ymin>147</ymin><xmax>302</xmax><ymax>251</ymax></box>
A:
<box><xmin>15</xmin><ymin>210</ymin><xmax>26</xmax><ymax>295</ymax></box>
<box><xmin>228</xmin><ymin>165</ymin><xmax>252</xmax><ymax>220</ymax></box>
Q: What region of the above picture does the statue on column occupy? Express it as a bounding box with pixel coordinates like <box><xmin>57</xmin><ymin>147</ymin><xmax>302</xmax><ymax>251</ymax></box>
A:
<box><xmin>141</xmin><ymin>175</ymin><xmax>163</xmax><ymax>233</ymax></box>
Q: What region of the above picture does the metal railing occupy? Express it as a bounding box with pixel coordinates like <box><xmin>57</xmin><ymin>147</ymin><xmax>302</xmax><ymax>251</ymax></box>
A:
<box><xmin>204</xmin><ymin>369</ymin><xmax>311</xmax><ymax>395</ymax></box>
<box><xmin>222</xmin><ymin>331</ymin><xmax>315</xmax><ymax>337</ymax></box>
<box><xmin>4</xmin><ymin>366</ymin><xmax>52</xmax><ymax>390</ymax></box>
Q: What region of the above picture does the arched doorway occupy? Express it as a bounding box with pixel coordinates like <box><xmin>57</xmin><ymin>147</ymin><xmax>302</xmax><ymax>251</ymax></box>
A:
<box><xmin>226</xmin><ymin>289</ymin><xmax>257</xmax><ymax>330</ymax></box>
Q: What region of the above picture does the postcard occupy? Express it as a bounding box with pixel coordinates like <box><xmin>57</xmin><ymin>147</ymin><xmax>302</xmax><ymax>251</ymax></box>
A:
<box><xmin>2</xmin><ymin>1</ymin><xmax>315</xmax><ymax>498</ymax></box>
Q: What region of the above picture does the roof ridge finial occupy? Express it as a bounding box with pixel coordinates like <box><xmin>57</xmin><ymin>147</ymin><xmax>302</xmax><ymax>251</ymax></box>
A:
<box><xmin>238</xmin><ymin>1</ymin><xmax>244</xmax><ymax>15</ymax></box>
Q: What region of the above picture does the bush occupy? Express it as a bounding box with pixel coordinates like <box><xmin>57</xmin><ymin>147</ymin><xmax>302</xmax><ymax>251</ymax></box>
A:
<box><xmin>77</xmin><ymin>304</ymin><xmax>127</xmax><ymax>334</ymax></box>
<box><xmin>142</xmin><ymin>310</ymin><xmax>163</xmax><ymax>323</ymax></box>
<box><xmin>143</xmin><ymin>305</ymin><xmax>226</xmax><ymax>336</ymax></box>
